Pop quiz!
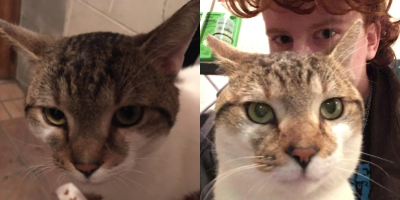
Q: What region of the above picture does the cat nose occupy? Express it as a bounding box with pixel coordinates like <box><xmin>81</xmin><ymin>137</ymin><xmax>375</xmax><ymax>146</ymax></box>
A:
<box><xmin>75</xmin><ymin>164</ymin><xmax>100</xmax><ymax>178</ymax></box>
<box><xmin>288</xmin><ymin>147</ymin><xmax>318</xmax><ymax>169</ymax></box>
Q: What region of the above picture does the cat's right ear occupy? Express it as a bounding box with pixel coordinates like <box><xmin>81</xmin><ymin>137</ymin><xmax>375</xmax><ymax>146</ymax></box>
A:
<box><xmin>0</xmin><ymin>19</ymin><xmax>54</xmax><ymax>60</ymax></box>
<box><xmin>206</xmin><ymin>35</ymin><xmax>250</xmax><ymax>75</ymax></box>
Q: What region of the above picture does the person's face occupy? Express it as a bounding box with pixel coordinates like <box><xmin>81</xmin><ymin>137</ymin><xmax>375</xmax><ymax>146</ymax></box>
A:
<box><xmin>262</xmin><ymin>5</ymin><xmax>380</xmax><ymax>97</ymax></box>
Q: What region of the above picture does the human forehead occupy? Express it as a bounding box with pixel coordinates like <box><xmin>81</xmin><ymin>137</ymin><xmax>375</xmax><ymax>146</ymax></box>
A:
<box><xmin>262</xmin><ymin>7</ymin><xmax>363</xmax><ymax>33</ymax></box>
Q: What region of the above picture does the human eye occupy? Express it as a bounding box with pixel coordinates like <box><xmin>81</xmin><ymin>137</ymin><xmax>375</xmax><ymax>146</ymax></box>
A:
<box><xmin>272</xmin><ymin>35</ymin><xmax>293</xmax><ymax>44</ymax></box>
<box><xmin>314</xmin><ymin>29</ymin><xmax>337</xmax><ymax>39</ymax></box>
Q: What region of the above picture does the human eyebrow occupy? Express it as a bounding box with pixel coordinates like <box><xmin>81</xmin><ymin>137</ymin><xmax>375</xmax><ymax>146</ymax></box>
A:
<box><xmin>266</xmin><ymin>28</ymin><xmax>290</xmax><ymax>36</ymax></box>
<box><xmin>307</xmin><ymin>18</ymin><xmax>345</xmax><ymax>31</ymax></box>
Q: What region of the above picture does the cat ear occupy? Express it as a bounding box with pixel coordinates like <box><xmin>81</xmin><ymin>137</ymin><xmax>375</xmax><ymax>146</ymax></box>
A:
<box><xmin>140</xmin><ymin>0</ymin><xmax>199</xmax><ymax>77</ymax></box>
<box><xmin>0</xmin><ymin>19</ymin><xmax>54</xmax><ymax>60</ymax></box>
<box><xmin>206</xmin><ymin>34</ymin><xmax>251</xmax><ymax>75</ymax></box>
<box><xmin>328</xmin><ymin>19</ymin><xmax>363</xmax><ymax>69</ymax></box>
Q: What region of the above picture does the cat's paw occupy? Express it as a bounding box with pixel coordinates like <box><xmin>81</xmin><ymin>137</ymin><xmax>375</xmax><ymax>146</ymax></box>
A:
<box><xmin>56</xmin><ymin>183</ymin><xmax>87</xmax><ymax>200</ymax></box>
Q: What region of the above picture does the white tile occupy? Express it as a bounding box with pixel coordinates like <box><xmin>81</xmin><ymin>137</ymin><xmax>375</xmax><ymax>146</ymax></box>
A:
<box><xmin>164</xmin><ymin>0</ymin><xmax>187</xmax><ymax>20</ymax></box>
<box><xmin>110</xmin><ymin>0</ymin><xmax>164</xmax><ymax>33</ymax></box>
<box><xmin>82</xmin><ymin>0</ymin><xmax>112</xmax><ymax>13</ymax></box>
<box><xmin>65</xmin><ymin>0</ymin><xmax>134</xmax><ymax>36</ymax></box>
<box><xmin>200</xmin><ymin>75</ymin><xmax>217</xmax><ymax>112</ymax></box>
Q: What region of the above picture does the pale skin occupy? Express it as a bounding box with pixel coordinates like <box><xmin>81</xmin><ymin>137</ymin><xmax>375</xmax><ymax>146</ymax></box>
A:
<box><xmin>262</xmin><ymin>4</ymin><xmax>381</xmax><ymax>101</ymax></box>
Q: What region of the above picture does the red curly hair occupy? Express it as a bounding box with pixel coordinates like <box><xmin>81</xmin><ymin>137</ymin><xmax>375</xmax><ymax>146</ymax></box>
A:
<box><xmin>224</xmin><ymin>0</ymin><xmax>400</xmax><ymax>67</ymax></box>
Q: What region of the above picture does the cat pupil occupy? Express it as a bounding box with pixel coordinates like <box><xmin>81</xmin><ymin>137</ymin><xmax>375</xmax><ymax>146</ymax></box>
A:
<box><xmin>255</xmin><ymin>104</ymin><xmax>268</xmax><ymax>117</ymax></box>
<box><xmin>121</xmin><ymin>107</ymin><xmax>136</xmax><ymax>119</ymax></box>
<box><xmin>324</xmin><ymin>101</ymin><xmax>337</xmax><ymax>114</ymax></box>
<box><xmin>50</xmin><ymin>109</ymin><xmax>64</xmax><ymax>120</ymax></box>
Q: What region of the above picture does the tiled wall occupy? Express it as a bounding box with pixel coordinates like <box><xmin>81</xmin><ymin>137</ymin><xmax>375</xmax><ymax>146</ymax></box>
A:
<box><xmin>16</xmin><ymin>0</ymin><xmax>188</xmax><ymax>92</ymax></box>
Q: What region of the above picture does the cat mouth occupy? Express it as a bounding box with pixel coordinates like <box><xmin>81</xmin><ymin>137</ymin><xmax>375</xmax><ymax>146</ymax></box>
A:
<box><xmin>280</xmin><ymin>174</ymin><xmax>320</xmax><ymax>184</ymax></box>
<box><xmin>79</xmin><ymin>178</ymin><xmax>104</xmax><ymax>185</ymax></box>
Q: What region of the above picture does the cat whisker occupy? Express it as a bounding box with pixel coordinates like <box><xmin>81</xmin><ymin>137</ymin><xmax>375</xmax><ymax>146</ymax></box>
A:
<box><xmin>342</xmin><ymin>62</ymin><xmax>371</xmax><ymax>74</ymax></box>
<box><xmin>339</xmin><ymin>158</ymin><xmax>390</xmax><ymax>177</ymax></box>
<box><xmin>10</xmin><ymin>137</ymin><xmax>45</xmax><ymax>148</ymax></box>
<box><xmin>136</xmin><ymin>157</ymin><xmax>162</xmax><ymax>160</ymax></box>
<box><xmin>127</xmin><ymin>168</ymin><xmax>151</xmax><ymax>176</ymax></box>
<box><xmin>333</xmin><ymin>173</ymin><xmax>362</xmax><ymax>199</ymax></box>
<box><xmin>252</xmin><ymin>175</ymin><xmax>276</xmax><ymax>200</ymax></box>
<box><xmin>323</xmin><ymin>35</ymin><xmax>369</xmax><ymax>82</ymax></box>
<box><xmin>201</xmin><ymin>164</ymin><xmax>264</xmax><ymax>200</ymax></box>
<box><xmin>115</xmin><ymin>176</ymin><xmax>131</xmax><ymax>191</ymax></box>
<box><xmin>343</xmin><ymin>150</ymin><xmax>394</xmax><ymax>163</ymax></box>
<box><xmin>336</xmin><ymin>36</ymin><xmax>385</xmax><ymax>65</ymax></box>
<box><xmin>218</xmin><ymin>156</ymin><xmax>264</xmax><ymax>166</ymax></box>
<box><xmin>54</xmin><ymin>174</ymin><xmax>66</xmax><ymax>191</ymax></box>
<box><xmin>334</xmin><ymin>35</ymin><xmax>368</xmax><ymax>62</ymax></box>
<box><xmin>246</xmin><ymin>173</ymin><xmax>274</xmax><ymax>200</ymax></box>
<box><xmin>338</xmin><ymin>37</ymin><xmax>386</xmax><ymax>66</ymax></box>
<box><xmin>25</xmin><ymin>157</ymin><xmax>53</xmax><ymax>161</ymax></box>
<box><xmin>16</xmin><ymin>163</ymin><xmax>52</xmax><ymax>192</ymax></box>
<box><xmin>335</xmin><ymin>166</ymin><xmax>392</xmax><ymax>193</ymax></box>
<box><xmin>118</xmin><ymin>174</ymin><xmax>158</xmax><ymax>199</ymax></box>
<box><xmin>34</xmin><ymin>167</ymin><xmax>56</xmax><ymax>183</ymax></box>
<box><xmin>26</xmin><ymin>165</ymin><xmax>55</xmax><ymax>186</ymax></box>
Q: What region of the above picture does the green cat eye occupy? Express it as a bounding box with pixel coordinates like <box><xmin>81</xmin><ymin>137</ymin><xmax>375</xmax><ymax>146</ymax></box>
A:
<box><xmin>115</xmin><ymin>106</ymin><xmax>143</xmax><ymax>126</ymax></box>
<box><xmin>246</xmin><ymin>103</ymin><xmax>275</xmax><ymax>124</ymax></box>
<box><xmin>320</xmin><ymin>98</ymin><xmax>343</xmax><ymax>120</ymax></box>
<box><xmin>43</xmin><ymin>108</ymin><xmax>66</xmax><ymax>126</ymax></box>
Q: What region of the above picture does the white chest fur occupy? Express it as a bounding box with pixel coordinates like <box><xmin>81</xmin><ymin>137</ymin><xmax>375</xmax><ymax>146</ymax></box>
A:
<box><xmin>72</xmin><ymin>65</ymin><xmax>200</xmax><ymax>200</ymax></box>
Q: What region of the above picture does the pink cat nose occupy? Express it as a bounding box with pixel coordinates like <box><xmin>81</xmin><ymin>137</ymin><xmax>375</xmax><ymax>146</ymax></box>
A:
<box><xmin>75</xmin><ymin>164</ymin><xmax>100</xmax><ymax>178</ymax></box>
<box><xmin>288</xmin><ymin>147</ymin><xmax>318</xmax><ymax>169</ymax></box>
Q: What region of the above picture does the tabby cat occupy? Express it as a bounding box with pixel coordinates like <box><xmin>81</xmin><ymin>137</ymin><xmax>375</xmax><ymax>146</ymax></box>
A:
<box><xmin>204</xmin><ymin>20</ymin><xmax>365</xmax><ymax>200</ymax></box>
<box><xmin>0</xmin><ymin>0</ymin><xmax>199</xmax><ymax>199</ymax></box>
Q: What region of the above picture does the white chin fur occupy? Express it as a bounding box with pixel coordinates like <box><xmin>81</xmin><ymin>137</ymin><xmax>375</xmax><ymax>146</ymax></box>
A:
<box><xmin>214</xmin><ymin>123</ymin><xmax>362</xmax><ymax>200</ymax></box>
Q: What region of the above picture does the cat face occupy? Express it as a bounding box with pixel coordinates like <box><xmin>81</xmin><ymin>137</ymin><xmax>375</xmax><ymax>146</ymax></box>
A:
<box><xmin>0</xmin><ymin>0</ymin><xmax>199</xmax><ymax>184</ymax></box>
<box><xmin>214</xmin><ymin>52</ymin><xmax>363</xmax><ymax>193</ymax></box>
<box><xmin>208</xmin><ymin>20</ymin><xmax>364</xmax><ymax>195</ymax></box>
<box><xmin>24</xmin><ymin>32</ymin><xmax>178</xmax><ymax>183</ymax></box>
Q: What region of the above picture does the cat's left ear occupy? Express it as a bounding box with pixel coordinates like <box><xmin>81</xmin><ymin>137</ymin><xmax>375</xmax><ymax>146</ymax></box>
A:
<box><xmin>139</xmin><ymin>0</ymin><xmax>199</xmax><ymax>77</ymax></box>
<box><xmin>328</xmin><ymin>19</ymin><xmax>363</xmax><ymax>68</ymax></box>
<box><xmin>0</xmin><ymin>19</ymin><xmax>54</xmax><ymax>60</ymax></box>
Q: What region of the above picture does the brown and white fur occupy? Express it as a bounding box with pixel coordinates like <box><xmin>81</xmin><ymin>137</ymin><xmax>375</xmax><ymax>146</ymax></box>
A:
<box><xmin>0</xmin><ymin>0</ymin><xmax>199</xmax><ymax>199</ymax></box>
<box><xmin>205</xmin><ymin>20</ymin><xmax>365</xmax><ymax>200</ymax></box>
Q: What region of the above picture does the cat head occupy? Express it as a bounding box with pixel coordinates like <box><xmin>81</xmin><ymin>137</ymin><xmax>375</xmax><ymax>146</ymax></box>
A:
<box><xmin>207</xmin><ymin>20</ymin><xmax>364</xmax><ymax>194</ymax></box>
<box><xmin>0</xmin><ymin>0</ymin><xmax>199</xmax><ymax>183</ymax></box>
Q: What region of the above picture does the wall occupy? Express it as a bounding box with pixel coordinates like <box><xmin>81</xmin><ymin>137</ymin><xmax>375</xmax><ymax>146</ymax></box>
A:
<box><xmin>16</xmin><ymin>0</ymin><xmax>188</xmax><ymax>92</ymax></box>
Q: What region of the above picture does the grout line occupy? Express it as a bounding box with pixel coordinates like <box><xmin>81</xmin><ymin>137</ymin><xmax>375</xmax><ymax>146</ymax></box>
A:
<box><xmin>1</xmin><ymin>97</ymin><xmax>26</xmax><ymax>103</ymax></box>
<box><xmin>0</xmin><ymin>81</ymin><xmax>13</xmax><ymax>85</ymax></box>
<box><xmin>162</xmin><ymin>0</ymin><xmax>168</xmax><ymax>21</ymax></box>
<box><xmin>108</xmin><ymin>0</ymin><xmax>115</xmax><ymax>13</ymax></box>
<box><xmin>63</xmin><ymin>0</ymin><xmax>75</xmax><ymax>36</ymax></box>
<box><xmin>0</xmin><ymin>102</ymin><xmax>12</xmax><ymax>120</ymax></box>
<box><xmin>76</xmin><ymin>0</ymin><xmax>138</xmax><ymax>34</ymax></box>
<box><xmin>0</xmin><ymin>118</ymin><xmax>51</xmax><ymax>200</ymax></box>
<box><xmin>0</xmin><ymin>122</ymin><xmax>26</xmax><ymax>168</ymax></box>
